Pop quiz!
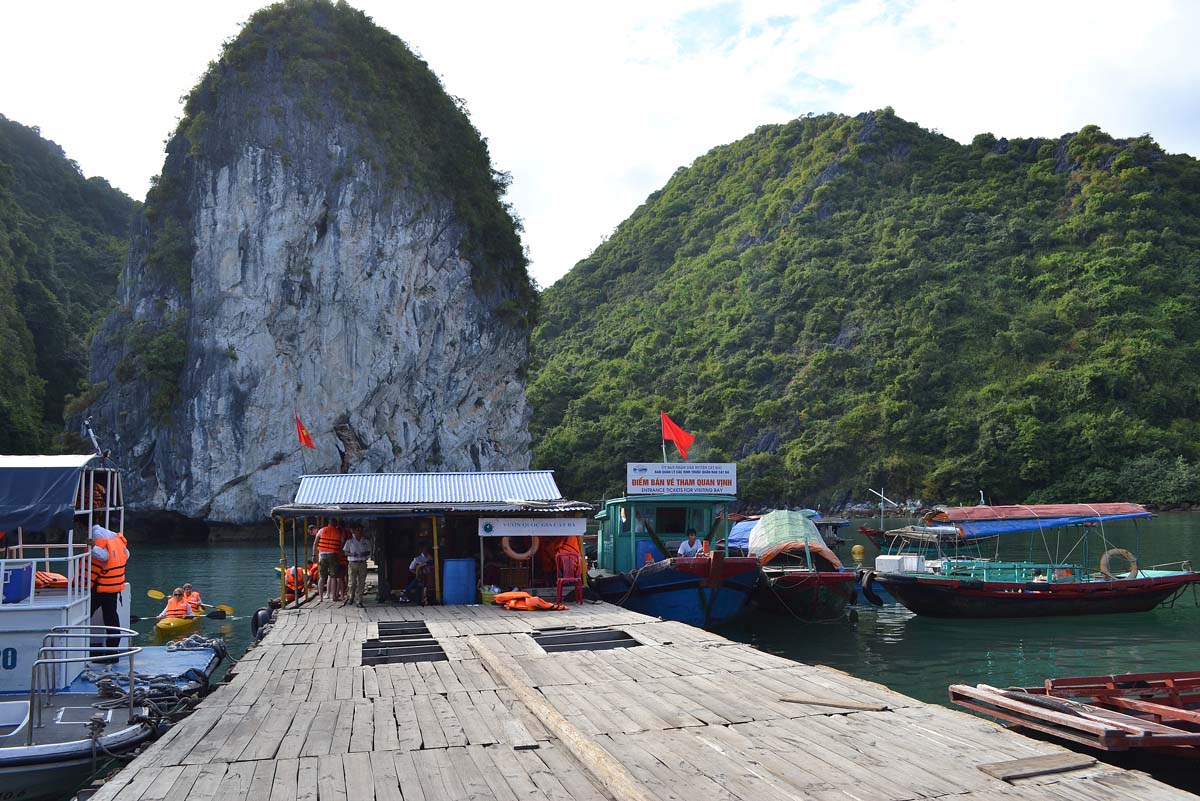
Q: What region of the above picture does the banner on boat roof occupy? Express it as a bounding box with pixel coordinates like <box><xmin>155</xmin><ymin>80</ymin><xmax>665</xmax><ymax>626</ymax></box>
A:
<box><xmin>626</xmin><ymin>463</ymin><xmax>737</xmax><ymax>495</ymax></box>
<box><xmin>477</xmin><ymin>517</ymin><xmax>587</xmax><ymax>537</ymax></box>
<box><xmin>927</xmin><ymin>503</ymin><xmax>1152</xmax><ymax>539</ymax></box>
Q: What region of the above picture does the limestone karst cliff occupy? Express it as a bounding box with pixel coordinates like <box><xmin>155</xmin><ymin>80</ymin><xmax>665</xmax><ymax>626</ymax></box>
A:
<box><xmin>79</xmin><ymin>0</ymin><xmax>537</xmax><ymax>523</ymax></box>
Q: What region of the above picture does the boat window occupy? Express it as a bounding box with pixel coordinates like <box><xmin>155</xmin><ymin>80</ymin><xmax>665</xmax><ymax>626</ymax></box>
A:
<box><xmin>655</xmin><ymin>507</ymin><xmax>687</xmax><ymax>535</ymax></box>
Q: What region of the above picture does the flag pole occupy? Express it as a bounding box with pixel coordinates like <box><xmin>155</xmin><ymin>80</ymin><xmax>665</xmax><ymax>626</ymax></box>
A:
<box><xmin>662</xmin><ymin>439</ymin><xmax>668</xmax><ymax>464</ymax></box>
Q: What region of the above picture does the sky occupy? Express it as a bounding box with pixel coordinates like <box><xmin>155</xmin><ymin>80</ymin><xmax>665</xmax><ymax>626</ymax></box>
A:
<box><xmin>2</xmin><ymin>1</ymin><xmax>1198</xmax><ymax>288</ymax></box>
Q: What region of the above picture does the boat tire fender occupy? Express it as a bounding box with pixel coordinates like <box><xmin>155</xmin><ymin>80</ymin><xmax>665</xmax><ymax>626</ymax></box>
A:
<box><xmin>1100</xmin><ymin>548</ymin><xmax>1137</xmax><ymax>579</ymax></box>
<box><xmin>501</xmin><ymin>536</ymin><xmax>540</xmax><ymax>561</ymax></box>
<box><xmin>251</xmin><ymin>607</ymin><xmax>272</xmax><ymax>640</ymax></box>
<box><xmin>859</xmin><ymin>570</ymin><xmax>884</xmax><ymax>606</ymax></box>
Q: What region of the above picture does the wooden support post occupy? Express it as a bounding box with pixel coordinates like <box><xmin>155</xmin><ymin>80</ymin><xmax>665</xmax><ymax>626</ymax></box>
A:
<box><xmin>468</xmin><ymin>635</ymin><xmax>658</xmax><ymax>801</ymax></box>
<box><xmin>278</xmin><ymin>516</ymin><xmax>287</xmax><ymax>607</ymax></box>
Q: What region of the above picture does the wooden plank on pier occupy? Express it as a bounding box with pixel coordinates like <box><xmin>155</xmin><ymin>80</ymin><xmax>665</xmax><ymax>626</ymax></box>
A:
<box><xmin>978</xmin><ymin>753</ymin><xmax>1098</xmax><ymax>782</ymax></box>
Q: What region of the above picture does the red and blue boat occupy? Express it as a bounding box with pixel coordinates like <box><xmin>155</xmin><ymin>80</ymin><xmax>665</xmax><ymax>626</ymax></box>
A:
<box><xmin>588</xmin><ymin>492</ymin><xmax>758</xmax><ymax>628</ymax></box>
<box><xmin>867</xmin><ymin>503</ymin><xmax>1200</xmax><ymax>618</ymax></box>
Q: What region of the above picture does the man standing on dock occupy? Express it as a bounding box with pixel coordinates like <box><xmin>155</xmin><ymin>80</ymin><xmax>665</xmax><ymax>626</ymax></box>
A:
<box><xmin>312</xmin><ymin>521</ymin><xmax>345</xmax><ymax>602</ymax></box>
<box><xmin>343</xmin><ymin>525</ymin><xmax>371</xmax><ymax>607</ymax></box>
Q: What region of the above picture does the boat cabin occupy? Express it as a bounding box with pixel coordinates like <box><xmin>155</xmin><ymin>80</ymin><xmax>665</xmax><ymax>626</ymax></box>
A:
<box><xmin>593</xmin><ymin>493</ymin><xmax>734</xmax><ymax>575</ymax></box>
<box><xmin>0</xmin><ymin>454</ymin><xmax>125</xmax><ymax>693</ymax></box>
<box><xmin>271</xmin><ymin>471</ymin><xmax>592</xmax><ymax>605</ymax></box>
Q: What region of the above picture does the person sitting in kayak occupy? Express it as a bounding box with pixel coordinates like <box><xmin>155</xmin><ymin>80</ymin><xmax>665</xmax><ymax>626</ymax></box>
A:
<box><xmin>157</xmin><ymin>587</ymin><xmax>195</xmax><ymax>619</ymax></box>
<box><xmin>182</xmin><ymin>583</ymin><xmax>205</xmax><ymax>612</ymax></box>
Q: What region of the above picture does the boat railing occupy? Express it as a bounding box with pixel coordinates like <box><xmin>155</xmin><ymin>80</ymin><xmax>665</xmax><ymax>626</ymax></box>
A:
<box><xmin>28</xmin><ymin>625</ymin><xmax>140</xmax><ymax>744</ymax></box>
<box><xmin>0</xmin><ymin>546</ymin><xmax>90</xmax><ymax>609</ymax></box>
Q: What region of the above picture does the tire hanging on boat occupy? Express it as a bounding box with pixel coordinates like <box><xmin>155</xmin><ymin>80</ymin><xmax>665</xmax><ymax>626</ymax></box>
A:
<box><xmin>1099</xmin><ymin>548</ymin><xmax>1138</xmax><ymax>579</ymax></box>
<box><xmin>501</xmin><ymin>535</ymin><xmax>540</xmax><ymax>561</ymax></box>
<box><xmin>859</xmin><ymin>569</ymin><xmax>884</xmax><ymax>606</ymax></box>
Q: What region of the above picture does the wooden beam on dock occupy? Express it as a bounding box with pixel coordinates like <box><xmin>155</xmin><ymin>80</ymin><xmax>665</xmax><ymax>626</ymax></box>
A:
<box><xmin>468</xmin><ymin>633</ymin><xmax>659</xmax><ymax>801</ymax></box>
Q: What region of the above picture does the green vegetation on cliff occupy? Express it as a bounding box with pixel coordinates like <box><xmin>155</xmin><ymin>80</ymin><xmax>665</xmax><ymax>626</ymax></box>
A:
<box><xmin>530</xmin><ymin>110</ymin><xmax>1200</xmax><ymax>507</ymax></box>
<box><xmin>0</xmin><ymin>115</ymin><xmax>133</xmax><ymax>450</ymax></box>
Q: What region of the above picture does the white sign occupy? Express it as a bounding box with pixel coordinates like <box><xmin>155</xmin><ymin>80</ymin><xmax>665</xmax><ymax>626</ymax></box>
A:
<box><xmin>477</xmin><ymin>517</ymin><xmax>587</xmax><ymax>537</ymax></box>
<box><xmin>626</xmin><ymin>463</ymin><xmax>737</xmax><ymax>495</ymax></box>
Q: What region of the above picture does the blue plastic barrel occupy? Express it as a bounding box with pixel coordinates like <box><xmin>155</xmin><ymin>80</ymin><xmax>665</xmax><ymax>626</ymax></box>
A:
<box><xmin>2</xmin><ymin>564</ymin><xmax>33</xmax><ymax>603</ymax></box>
<box><xmin>442</xmin><ymin>559</ymin><xmax>477</xmax><ymax>605</ymax></box>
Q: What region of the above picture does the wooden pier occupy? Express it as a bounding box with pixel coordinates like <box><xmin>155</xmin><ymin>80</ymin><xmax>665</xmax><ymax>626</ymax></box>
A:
<box><xmin>87</xmin><ymin>601</ymin><xmax>1196</xmax><ymax>801</ymax></box>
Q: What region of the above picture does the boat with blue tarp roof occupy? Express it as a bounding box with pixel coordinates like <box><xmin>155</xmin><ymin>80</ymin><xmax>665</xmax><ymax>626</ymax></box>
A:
<box><xmin>865</xmin><ymin>503</ymin><xmax>1200</xmax><ymax>618</ymax></box>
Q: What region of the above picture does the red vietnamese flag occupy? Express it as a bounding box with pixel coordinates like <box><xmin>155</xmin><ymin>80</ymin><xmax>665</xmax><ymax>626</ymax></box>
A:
<box><xmin>295</xmin><ymin>414</ymin><xmax>316</xmax><ymax>449</ymax></box>
<box><xmin>660</xmin><ymin>411</ymin><xmax>695</xmax><ymax>460</ymax></box>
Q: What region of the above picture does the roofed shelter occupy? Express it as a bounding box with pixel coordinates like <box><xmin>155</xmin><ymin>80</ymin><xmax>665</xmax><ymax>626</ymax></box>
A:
<box><xmin>271</xmin><ymin>470</ymin><xmax>592</xmax><ymax>605</ymax></box>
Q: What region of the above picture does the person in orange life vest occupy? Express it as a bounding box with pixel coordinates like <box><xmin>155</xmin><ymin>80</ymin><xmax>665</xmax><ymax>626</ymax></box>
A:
<box><xmin>181</xmin><ymin>583</ymin><xmax>204</xmax><ymax>612</ymax></box>
<box><xmin>285</xmin><ymin>562</ymin><xmax>316</xmax><ymax>599</ymax></box>
<box><xmin>89</xmin><ymin>523</ymin><xmax>129</xmax><ymax>662</ymax></box>
<box><xmin>312</xmin><ymin>522</ymin><xmax>345</xmax><ymax>602</ymax></box>
<box><xmin>157</xmin><ymin>587</ymin><xmax>195</xmax><ymax>618</ymax></box>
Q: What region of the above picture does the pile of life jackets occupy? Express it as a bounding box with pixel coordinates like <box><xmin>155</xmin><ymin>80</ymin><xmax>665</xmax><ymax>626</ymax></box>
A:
<box><xmin>491</xmin><ymin>591</ymin><xmax>566</xmax><ymax>612</ymax></box>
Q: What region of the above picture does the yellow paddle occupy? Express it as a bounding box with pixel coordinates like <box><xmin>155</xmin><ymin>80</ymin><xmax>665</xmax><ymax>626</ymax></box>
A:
<box><xmin>146</xmin><ymin>588</ymin><xmax>234</xmax><ymax>618</ymax></box>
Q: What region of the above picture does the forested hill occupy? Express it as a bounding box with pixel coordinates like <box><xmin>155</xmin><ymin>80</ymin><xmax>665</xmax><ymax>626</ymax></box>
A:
<box><xmin>529</xmin><ymin>109</ymin><xmax>1200</xmax><ymax>508</ymax></box>
<box><xmin>0</xmin><ymin>114</ymin><xmax>134</xmax><ymax>451</ymax></box>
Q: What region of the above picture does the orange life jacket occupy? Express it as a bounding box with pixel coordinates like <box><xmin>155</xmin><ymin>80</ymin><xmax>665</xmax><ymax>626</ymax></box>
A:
<box><xmin>286</xmin><ymin>566</ymin><xmax>309</xmax><ymax>592</ymax></box>
<box><xmin>504</xmin><ymin>596</ymin><xmax>566</xmax><ymax>612</ymax></box>
<box><xmin>492</xmin><ymin>591</ymin><xmax>531</xmax><ymax>605</ymax></box>
<box><xmin>164</xmin><ymin>596</ymin><xmax>192</xmax><ymax>618</ymax></box>
<box><xmin>185</xmin><ymin>590</ymin><xmax>203</xmax><ymax>609</ymax></box>
<box><xmin>35</xmin><ymin>571</ymin><xmax>68</xmax><ymax>589</ymax></box>
<box><xmin>316</xmin><ymin>525</ymin><xmax>344</xmax><ymax>554</ymax></box>
<box><xmin>91</xmin><ymin>533</ymin><xmax>128</xmax><ymax>593</ymax></box>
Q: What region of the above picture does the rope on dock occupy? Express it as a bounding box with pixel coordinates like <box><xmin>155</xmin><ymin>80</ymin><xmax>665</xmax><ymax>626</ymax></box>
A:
<box><xmin>467</xmin><ymin>634</ymin><xmax>659</xmax><ymax>801</ymax></box>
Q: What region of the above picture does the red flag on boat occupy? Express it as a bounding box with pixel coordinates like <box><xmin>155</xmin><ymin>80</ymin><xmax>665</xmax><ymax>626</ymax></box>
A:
<box><xmin>295</xmin><ymin>414</ymin><xmax>316</xmax><ymax>449</ymax></box>
<box><xmin>660</xmin><ymin>411</ymin><xmax>695</xmax><ymax>460</ymax></box>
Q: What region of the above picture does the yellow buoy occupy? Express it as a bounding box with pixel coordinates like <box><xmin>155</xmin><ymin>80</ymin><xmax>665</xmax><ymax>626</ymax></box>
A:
<box><xmin>850</xmin><ymin>544</ymin><xmax>866</xmax><ymax>563</ymax></box>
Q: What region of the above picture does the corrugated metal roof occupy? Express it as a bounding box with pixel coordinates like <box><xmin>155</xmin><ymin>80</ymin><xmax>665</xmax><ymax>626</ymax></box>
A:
<box><xmin>0</xmin><ymin>454</ymin><xmax>103</xmax><ymax>468</ymax></box>
<box><xmin>272</xmin><ymin>500</ymin><xmax>594</xmax><ymax>518</ymax></box>
<box><xmin>293</xmin><ymin>470</ymin><xmax>568</xmax><ymax>506</ymax></box>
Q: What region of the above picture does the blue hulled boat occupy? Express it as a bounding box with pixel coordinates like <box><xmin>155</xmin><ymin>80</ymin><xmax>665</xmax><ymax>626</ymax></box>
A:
<box><xmin>588</xmin><ymin>492</ymin><xmax>758</xmax><ymax>628</ymax></box>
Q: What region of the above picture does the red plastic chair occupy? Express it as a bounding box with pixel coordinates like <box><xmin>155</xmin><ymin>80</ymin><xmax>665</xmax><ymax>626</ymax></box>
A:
<box><xmin>555</xmin><ymin>551</ymin><xmax>584</xmax><ymax>605</ymax></box>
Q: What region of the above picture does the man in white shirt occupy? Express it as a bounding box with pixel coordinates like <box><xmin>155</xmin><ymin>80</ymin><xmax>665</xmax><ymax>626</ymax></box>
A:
<box><xmin>343</xmin><ymin>525</ymin><xmax>371</xmax><ymax>607</ymax></box>
<box><xmin>677</xmin><ymin>528</ymin><xmax>704</xmax><ymax>557</ymax></box>
<box><xmin>407</xmin><ymin>546</ymin><xmax>433</xmax><ymax>604</ymax></box>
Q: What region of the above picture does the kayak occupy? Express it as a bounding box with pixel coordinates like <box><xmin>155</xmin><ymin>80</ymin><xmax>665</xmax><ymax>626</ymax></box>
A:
<box><xmin>154</xmin><ymin>616</ymin><xmax>199</xmax><ymax>636</ymax></box>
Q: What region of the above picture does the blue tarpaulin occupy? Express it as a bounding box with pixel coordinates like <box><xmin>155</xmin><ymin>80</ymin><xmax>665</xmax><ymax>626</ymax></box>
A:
<box><xmin>957</xmin><ymin>512</ymin><xmax>1150</xmax><ymax>539</ymax></box>
<box><xmin>0</xmin><ymin>455</ymin><xmax>97</xmax><ymax>532</ymax></box>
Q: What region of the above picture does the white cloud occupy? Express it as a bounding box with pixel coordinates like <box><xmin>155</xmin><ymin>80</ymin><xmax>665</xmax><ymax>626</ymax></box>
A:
<box><xmin>1</xmin><ymin>1</ymin><xmax>1196</xmax><ymax>288</ymax></box>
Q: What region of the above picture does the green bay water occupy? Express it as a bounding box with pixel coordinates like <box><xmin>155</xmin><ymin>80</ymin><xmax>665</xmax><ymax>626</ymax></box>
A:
<box><xmin>123</xmin><ymin>540</ymin><xmax>282</xmax><ymax>679</ymax></box>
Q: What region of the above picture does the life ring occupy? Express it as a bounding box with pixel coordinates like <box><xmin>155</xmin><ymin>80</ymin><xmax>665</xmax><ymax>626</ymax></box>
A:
<box><xmin>501</xmin><ymin>536</ymin><xmax>540</xmax><ymax>561</ymax></box>
<box><xmin>859</xmin><ymin>570</ymin><xmax>883</xmax><ymax>606</ymax></box>
<box><xmin>1100</xmin><ymin>548</ymin><xmax>1138</xmax><ymax>579</ymax></box>
<box><xmin>250</xmin><ymin>607</ymin><xmax>272</xmax><ymax>640</ymax></box>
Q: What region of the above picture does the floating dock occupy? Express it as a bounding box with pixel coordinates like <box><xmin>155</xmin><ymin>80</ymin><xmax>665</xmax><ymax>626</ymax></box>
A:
<box><xmin>86</xmin><ymin>601</ymin><xmax>1197</xmax><ymax>801</ymax></box>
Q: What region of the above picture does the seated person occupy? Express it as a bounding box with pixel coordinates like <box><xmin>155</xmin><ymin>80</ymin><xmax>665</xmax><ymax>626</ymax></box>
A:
<box><xmin>405</xmin><ymin>545</ymin><xmax>434</xmax><ymax>604</ymax></box>
<box><xmin>157</xmin><ymin>587</ymin><xmax>195</xmax><ymax>619</ymax></box>
<box><xmin>677</xmin><ymin>528</ymin><xmax>704</xmax><ymax>557</ymax></box>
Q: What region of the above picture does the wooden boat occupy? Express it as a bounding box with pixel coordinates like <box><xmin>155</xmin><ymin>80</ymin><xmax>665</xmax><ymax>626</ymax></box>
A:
<box><xmin>154</xmin><ymin>615</ymin><xmax>199</xmax><ymax>636</ymax></box>
<box><xmin>589</xmin><ymin>491</ymin><xmax>758</xmax><ymax>628</ymax></box>
<box><xmin>950</xmin><ymin>671</ymin><xmax>1200</xmax><ymax>756</ymax></box>
<box><xmin>729</xmin><ymin>511</ymin><xmax>856</xmax><ymax>620</ymax></box>
<box><xmin>867</xmin><ymin>503</ymin><xmax>1200</xmax><ymax>618</ymax></box>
